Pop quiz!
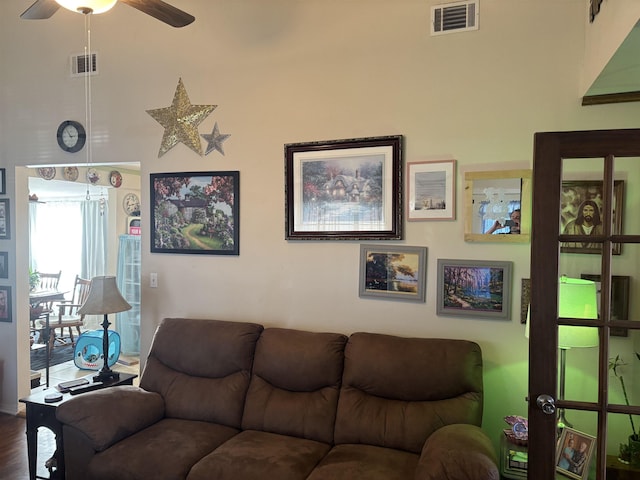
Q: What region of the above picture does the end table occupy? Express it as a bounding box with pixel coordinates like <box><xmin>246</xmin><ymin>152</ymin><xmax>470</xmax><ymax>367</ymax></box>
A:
<box><xmin>19</xmin><ymin>372</ymin><xmax>137</xmax><ymax>480</ymax></box>
<box><xmin>500</xmin><ymin>433</ymin><xmax>528</xmax><ymax>479</ymax></box>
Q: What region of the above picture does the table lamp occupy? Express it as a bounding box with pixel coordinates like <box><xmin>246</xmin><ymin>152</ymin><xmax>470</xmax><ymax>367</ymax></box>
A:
<box><xmin>78</xmin><ymin>276</ymin><xmax>131</xmax><ymax>382</ymax></box>
<box><xmin>527</xmin><ymin>276</ymin><xmax>598</xmax><ymax>430</ymax></box>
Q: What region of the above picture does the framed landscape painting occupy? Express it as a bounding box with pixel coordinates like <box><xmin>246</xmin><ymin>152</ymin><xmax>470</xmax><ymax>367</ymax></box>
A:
<box><xmin>150</xmin><ymin>171</ymin><xmax>239</xmax><ymax>255</ymax></box>
<box><xmin>437</xmin><ymin>259</ymin><xmax>512</xmax><ymax>320</ymax></box>
<box><xmin>285</xmin><ymin>135</ymin><xmax>402</xmax><ymax>240</ymax></box>
<box><xmin>359</xmin><ymin>245</ymin><xmax>427</xmax><ymax>302</ymax></box>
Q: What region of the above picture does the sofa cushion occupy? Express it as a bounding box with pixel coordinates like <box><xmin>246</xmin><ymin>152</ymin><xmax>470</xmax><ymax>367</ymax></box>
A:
<box><xmin>334</xmin><ymin>333</ymin><xmax>483</xmax><ymax>453</ymax></box>
<box><xmin>141</xmin><ymin>318</ymin><xmax>263</xmax><ymax>427</ymax></box>
<box><xmin>85</xmin><ymin>418</ymin><xmax>239</xmax><ymax>480</ymax></box>
<box><xmin>187</xmin><ymin>430</ymin><xmax>331</xmax><ymax>480</ymax></box>
<box><xmin>241</xmin><ymin>328</ymin><xmax>348</xmax><ymax>444</ymax></box>
<box><xmin>306</xmin><ymin>444</ymin><xmax>419</xmax><ymax>480</ymax></box>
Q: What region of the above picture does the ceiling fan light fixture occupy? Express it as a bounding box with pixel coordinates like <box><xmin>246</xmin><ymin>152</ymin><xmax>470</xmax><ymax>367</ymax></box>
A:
<box><xmin>55</xmin><ymin>0</ymin><xmax>118</xmax><ymax>14</ymax></box>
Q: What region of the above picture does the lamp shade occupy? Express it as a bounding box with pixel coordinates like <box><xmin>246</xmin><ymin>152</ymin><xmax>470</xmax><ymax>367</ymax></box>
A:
<box><xmin>78</xmin><ymin>276</ymin><xmax>131</xmax><ymax>315</ymax></box>
<box><xmin>525</xmin><ymin>276</ymin><xmax>599</xmax><ymax>348</ymax></box>
<box><xmin>558</xmin><ymin>277</ymin><xmax>598</xmax><ymax>348</ymax></box>
<box><xmin>56</xmin><ymin>0</ymin><xmax>117</xmax><ymax>14</ymax></box>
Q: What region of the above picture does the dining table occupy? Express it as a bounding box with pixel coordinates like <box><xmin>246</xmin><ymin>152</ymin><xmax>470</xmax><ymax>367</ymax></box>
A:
<box><xmin>29</xmin><ymin>290</ymin><xmax>68</xmax><ymax>388</ymax></box>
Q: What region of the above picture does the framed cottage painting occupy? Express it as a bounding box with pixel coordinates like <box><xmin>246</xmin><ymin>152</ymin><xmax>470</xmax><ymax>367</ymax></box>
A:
<box><xmin>150</xmin><ymin>171</ymin><xmax>239</xmax><ymax>255</ymax></box>
<box><xmin>285</xmin><ymin>135</ymin><xmax>402</xmax><ymax>240</ymax></box>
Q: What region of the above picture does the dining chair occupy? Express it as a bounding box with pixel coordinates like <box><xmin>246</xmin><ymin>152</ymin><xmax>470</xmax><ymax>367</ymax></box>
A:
<box><xmin>48</xmin><ymin>275</ymin><xmax>92</xmax><ymax>349</ymax></box>
<box><xmin>30</xmin><ymin>270</ymin><xmax>62</xmax><ymax>329</ymax></box>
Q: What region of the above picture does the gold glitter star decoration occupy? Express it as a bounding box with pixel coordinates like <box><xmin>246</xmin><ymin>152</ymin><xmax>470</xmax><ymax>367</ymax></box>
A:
<box><xmin>146</xmin><ymin>78</ymin><xmax>217</xmax><ymax>157</ymax></box>
<box><xmin>201</xmin><ymin>122</ymin><xmax>231</xmax><ymax>156</ymax></box>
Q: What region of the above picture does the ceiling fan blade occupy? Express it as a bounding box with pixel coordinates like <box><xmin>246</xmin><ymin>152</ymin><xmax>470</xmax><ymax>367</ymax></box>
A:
<box><xmin>120</xmin><ymin>0</ymin><xmax>195</xmax><ymax>28</ymax></box>
<box><xmin>20</xmin><ymin>0</ymin><xmax>61</xmax><ymax>19</ymax></box>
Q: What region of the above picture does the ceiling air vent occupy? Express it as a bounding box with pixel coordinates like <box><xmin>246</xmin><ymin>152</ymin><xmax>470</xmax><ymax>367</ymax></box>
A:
<box><xmin>70</xmin><ymin>52</ymin><xmax>98</xmax><ymax>77</ymax></box>
<box><xmin>431</xmin><ymin>1</ymin><xmax>479</xmax><ymax>36</ymax></box>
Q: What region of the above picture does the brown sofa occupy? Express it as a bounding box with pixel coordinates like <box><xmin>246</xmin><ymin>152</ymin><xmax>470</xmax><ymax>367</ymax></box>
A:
<box><xmin>56</xmin><ymin>318</ymin><xmax>499</xmax><ymax>480</ymax></box>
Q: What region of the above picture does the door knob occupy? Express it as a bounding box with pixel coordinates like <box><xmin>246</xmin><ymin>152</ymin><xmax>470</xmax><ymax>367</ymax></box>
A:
<box><xmin>536</xmin><ymin>394</ymin><xmax>556</xmax><ymax>415</ymax></box>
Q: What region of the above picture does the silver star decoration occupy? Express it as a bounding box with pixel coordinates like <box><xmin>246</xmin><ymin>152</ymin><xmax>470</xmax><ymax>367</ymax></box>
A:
<box><xmin>146</xmin><ymin>78</ymin><xmax>216</xmax><ymax>157</ymax></box>
<box><xmin>201</xmin><ymin>122</ymin><xmax>231</xmax><ymax>156</ymax></box>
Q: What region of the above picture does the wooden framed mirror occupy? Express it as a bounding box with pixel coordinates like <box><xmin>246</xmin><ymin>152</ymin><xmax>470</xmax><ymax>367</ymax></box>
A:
<box><xmin>464</xmin><ymin>169</ymin><xmax>531</xmax><ymax>243</ymax></box>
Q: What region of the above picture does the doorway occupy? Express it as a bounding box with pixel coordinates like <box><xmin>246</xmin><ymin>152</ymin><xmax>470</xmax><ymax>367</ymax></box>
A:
<box><xmin>25</xmin><ymin>164</ymin><xmax>141</xmax><ymax>389</ymax></box>
<box><xmin>528</xmin><ymin>129</ymin><xmax>640</xmax><ymax>479</ymax></box>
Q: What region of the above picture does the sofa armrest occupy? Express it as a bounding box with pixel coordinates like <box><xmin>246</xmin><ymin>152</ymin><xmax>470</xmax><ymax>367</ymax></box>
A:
<box><xmin>56</xmin><ymin>386</ymin><xmax>165</xmax><ymax>451</ymax></box>
<box><xmin>415</xmin><ymin>424</ymin><xmax>499</xmax><ymax>480</ymax></box>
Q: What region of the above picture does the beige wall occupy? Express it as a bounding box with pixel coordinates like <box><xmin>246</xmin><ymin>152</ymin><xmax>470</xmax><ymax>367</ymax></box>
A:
<box><xmin>1</xmin><ymin>0</ymin><xmax>639</xmax><ymax>452</ymax></box>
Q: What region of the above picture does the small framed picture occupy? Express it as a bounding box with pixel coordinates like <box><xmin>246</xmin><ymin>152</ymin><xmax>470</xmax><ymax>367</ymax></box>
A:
<box><xmin>407</xmin><ymin>159</ymin><xmax>455</xmax><ymax>221</ymax></box>
<box><xmin>0</xmin><ymin>168</ymin><xmax>5</xmax><ymax>194</ymax></box>
<box><xmin>0</xmin><ymin>199</ymin><xmax>10</xmax><ymax>240</ymax></box>
<box><xmin>0</xmin><ymin>286</ymin><xmax>11</xmax><ymax>323</ymax></box>
<box><xmin>0</xmin><ymin>252</ymin><xmax>8</xmax><ymax>279</ymax></box>
<box><xmin>285</xmin><ymin>135</ymin><xmax>403</xmax><ymax>240</ymax></box>
<box><xmin>556</xmin><ymin>427</ymin><xmax>595</xmax><ymax>480</ymax></box>
<box><xmin>436</xmin><ymin>259</ymin><xmax>512</xmax><ymax>320</ymax></box>
<box><xmin>359</xmin><ymin>245</ymin><xmax>427</xmax><ymax>302</ymax></box>
<box><xmin>150</xmin><ymin>171</ymin><xmax>240</xmax><ymax>255</ymax></box>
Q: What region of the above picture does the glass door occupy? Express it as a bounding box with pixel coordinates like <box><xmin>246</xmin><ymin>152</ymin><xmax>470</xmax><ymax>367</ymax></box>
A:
<box><xmin>528</xmin><ymin>129</ymin><xmax>640</xmax><ymax>479</ymax></box>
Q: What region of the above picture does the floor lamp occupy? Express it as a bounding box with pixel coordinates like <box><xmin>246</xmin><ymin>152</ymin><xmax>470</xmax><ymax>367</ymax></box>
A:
<box><xmin>527</xmin><ymin>276</ymin><xmax>598</xmax><ymax>431</ymax></box>
<box><xmin>78</xmin><ymin>276</ymin><xmax>131</xmax><ymax>382</ymax></box>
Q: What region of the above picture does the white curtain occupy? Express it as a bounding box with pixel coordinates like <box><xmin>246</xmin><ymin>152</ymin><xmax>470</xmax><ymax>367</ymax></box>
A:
<box><xmin>81</xmin><ymin>200</ymin><xmax>108</xmax><ymax>280</ymax></box>
<box><xmin>29</xmin><ymin>199</ymin><xmax>108</xmax><ymax>305</ymax></box>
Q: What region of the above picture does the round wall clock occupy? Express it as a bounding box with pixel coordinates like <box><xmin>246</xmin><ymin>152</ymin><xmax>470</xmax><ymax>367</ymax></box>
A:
<box><xmin>56</xmin><ymin>120</ymin><xmax>86</xmax><ymax>153</ymax></box>
<box><xmin>123</xmin><ymin>192</ymin><xmax>140</xmax><ymax>215</ymax></box>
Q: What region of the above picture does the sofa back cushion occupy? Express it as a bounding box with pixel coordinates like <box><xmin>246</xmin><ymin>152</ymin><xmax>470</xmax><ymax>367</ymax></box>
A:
<box><xmin>334</xmin><ymin>333</ymin><xmax>484</xmax><ymax>454</ymax></box>
<box><xmin>242</xmin><ymin>328</ymin><xmax>348</xmax><ymax>444</ymax></box>
<box><xmin>140</xmin><ymin>318</ymin><xmax>263</xmax><ymax>428</ymax></box>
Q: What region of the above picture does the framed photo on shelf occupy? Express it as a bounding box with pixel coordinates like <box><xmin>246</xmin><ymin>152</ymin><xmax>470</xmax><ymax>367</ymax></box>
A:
<box><xmin>0</xmin><ymin>168</ymin><xmax>5</xmax><ymax>195</ymax></box>
<box><xmin>436</xmin><ymin>259</ymin><xmax>513</xmax><ymax>320</ymax></box>
<box><xmin>580</xmin><ymin>274</ymin><xmax>631</xmax><ymax>337</ymax></box>
<box><xmin>359</xmin><ymin>245</ymin><xmax>427</xmax><ymax>302</ymax></box>
<box><xmin>556</xmin><ymin>427</ymin><xmax>595</xmax><ymax>480</ymax></box>
<box><xmin>150</xmin><ymin>171</ymin><xmax>239</xmax><ymax>255</ymax></box>
<box><xmin>0</xmin><ymin>251</ymin><xmax>8</xmax><ymax>279</ymax></box>
<box><xmin>560</xmin><ymin>180</ymin><xmax>624</xmax><ymax>255</ymax></box>
<box><xmin>285</xmin><ymin>135</ymin><xmax>403</xmax><ymax>240</ymax></box>
<box><xmin>0</xmin><ymin>286</ymin><xmax>11</xmax><ymax>323</ymax></box>
<box><xmin>0</xmin><ymin>199</ymin><xmax>10</xmax><ymax>240</ymax></box>
<box><xmin>407</xmin><ymin>159</ymin><xmax>455</xmax><ymax>221</ymax></box>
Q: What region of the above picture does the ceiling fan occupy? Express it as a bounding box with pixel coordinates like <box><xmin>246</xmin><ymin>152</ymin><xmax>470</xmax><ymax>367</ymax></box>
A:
<box><xmin>20</xmin><ymin>0</ymin><xmax>195</xmax><ymax>28</ymax></box>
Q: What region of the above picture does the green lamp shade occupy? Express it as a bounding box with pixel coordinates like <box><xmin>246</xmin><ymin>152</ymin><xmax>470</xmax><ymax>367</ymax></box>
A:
<box><xmin>558</xmin><ymin>277</ymin><xmax>598</xmax><ymax>349</ymax></box>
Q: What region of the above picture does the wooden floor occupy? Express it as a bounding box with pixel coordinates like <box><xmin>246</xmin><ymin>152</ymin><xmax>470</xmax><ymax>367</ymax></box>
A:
<box><xmin>0</xmin><ymin>411</ymin><xmax>55</xmax><ymax>480</ymax></box>
<box><xmin>1</xmin><ymin>358</ymin><xmax>140</xmax><ymax>479</ymax></box>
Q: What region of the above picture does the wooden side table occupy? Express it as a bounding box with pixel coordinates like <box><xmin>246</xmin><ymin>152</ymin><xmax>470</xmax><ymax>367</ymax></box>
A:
<box><xmin>500</xmin><ymin>434</ymin><xmax>528</xmax><ymax>479</ymax></box>
<box><xmin>606</xmin><ymin>454</ymin><xmax>640</xmax><ymax>479</ymax></box>
<box><xmin>19</xmin><ymin>372</ymin><xmax>137</xmax><ymax>480</ymax></box>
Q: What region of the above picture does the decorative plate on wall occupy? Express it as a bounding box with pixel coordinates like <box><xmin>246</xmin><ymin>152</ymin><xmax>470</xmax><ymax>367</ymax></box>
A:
<box><xmin>63</xmin><ymin>166</ymin><xmax>79</xmax><ymax>181</ymax></box>
<box><xmin>110</xmin><ymin>170</ymin><xmax>123</xmax><ymax>188</ymax></box>
<box><xmin>87</xmin><ymin>168</ymin><xmax>100</xmax><ymax>185</ymax></box>
<box><xmin>37</xmin><ymin>167</ymin><xmax>56</xmax><ymax>180</ymax></box>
